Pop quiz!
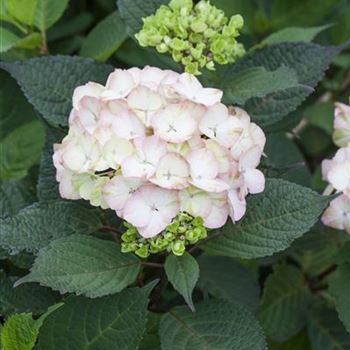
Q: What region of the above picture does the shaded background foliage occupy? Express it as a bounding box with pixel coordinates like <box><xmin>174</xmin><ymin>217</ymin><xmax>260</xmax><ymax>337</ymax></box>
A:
<box><xmin>0</xmin><ymin>0</ymin><xmax>350</xmax><ymax>349</ymax></box>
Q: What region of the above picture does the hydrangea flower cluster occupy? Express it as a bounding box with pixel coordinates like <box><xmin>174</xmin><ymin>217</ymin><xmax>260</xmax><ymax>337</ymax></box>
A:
<box><xmin>135</xmin><ymin>0</ymin><xmax>245</xmax><ymax>75</ymax></box>
<box><xmin>53</xmin><ymin>66</ymin><xmax>266</xmax><ymax>256</ymax></box>
<box><xmin>322</xmin><ymin>99</ymin><xmax>350</xmax><ymax>233</ymax></box>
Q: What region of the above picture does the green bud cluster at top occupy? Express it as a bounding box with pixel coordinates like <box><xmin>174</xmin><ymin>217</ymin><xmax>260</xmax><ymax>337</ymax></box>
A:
<box><xmin>135</xmin><ymin>0</ymin><xmax>245</xmax><ymax>75</ymax></box>
<box><xmin>121</xmin><ymin>212</ymin><xmax>207</xmax><ymax>258</ymax></box>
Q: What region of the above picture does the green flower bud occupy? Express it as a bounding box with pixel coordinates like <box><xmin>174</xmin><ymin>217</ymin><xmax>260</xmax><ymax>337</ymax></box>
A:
<box><xmin>188</xmin><ymin>32</ymin><xmax>202</xmax><ymax>43</ymax></box>
<box><xmin>121</xmin><ymin>242</ymin><xmax>138</xmax><ymax>253</ymax></box>
<box><xmin>171</xmin><ymin>240</ymin><xmax>186</xmax><ymax>256</ymax></box>
<box><xmin>206</xmin><ymin>60</ymin><xmax>215</xmax><ymax>70</ymax></box>
<box><xmin>156</xmin><ymin>43</ymin><xmax>169</xmax><ymax>53</ymax></box>
<box><xmin>229</xmin><ymin>14</ymin><xmax>244</xmax><ymax>29</ymax></box>
<box><xmin>169</xmin><ymin>38</ymin><xmax>189</xmax><ymax>51</ymax></box>
<box><xmin>169</xmin><ymin>0</ymin><xmax>193</xmax><ymax>12</ymax></box>
<box><xmin>167</xmin><ymin>221</ymin><xmax>180</xmax><ymax>233</ymax></box>
<box><xmin>164</xmin><ymin>231</ymin><xmax>176</xmax><ymax>241</ymax></box>
<box><xmin>192</xmin><ymin>216</ymin><xmax>204</xmax><ymax>227</ymax></box>
<box><xmin>171</xmin><ymin>50</ymin><xmax>183</xmax><ymax>62</ymax></box>
<box><xmin>121</xmin><ymin>230</ymin><xmax>136</xmax><ymax>243</ymax></box>
<box><xmin>190</xmin><ymin>19</ymin><xmax>208</xmax><ymax>33</ymax></box>
<box><xmin>135</xmin><ymin>245</ymin><xmax>150</xmax><ymax>258</ymax></box>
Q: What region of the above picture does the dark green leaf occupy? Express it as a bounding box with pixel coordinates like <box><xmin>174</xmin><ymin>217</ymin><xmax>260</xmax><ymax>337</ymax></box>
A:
<box><xmin>0</xmin><ymin>271</ymin><xmax>59</xmax><ymax>316</ymax></box>
<box><xmin>80</xmin><ymin>12</ymin><xmax>128</xmax><ymax>62</ymax></box>
<box><xmin>0</xmin><ymin>201</ymin><xmax>103</xmax><ymax>254</ymax></box>
<box><xmin>198</xmin><ymin>255</ymin><xmax>260</xmax><ymax>313</ymax></box>
<box><xmin>159</xmin><ymin>299</ymin><xmax>267</xmax><ymax>350</ymax></box>
<box><xmin>0</xmin><ymin>180</ymin><xmax>35</xmax><ymax>218</ymax></box>
<box><xmin>203</xmin><ymin>179</ymin><xmax>330</xmax><ymax>259</ymax></box>
<box><xmin>329</xmin><ymin>263</ymin><xmax>350</xmax><ymax>334</ymax></box>
<box><xmin>0</xmin><ymin>56</ymin><xmax>113</xmax><ymax>127</ymax></box>
<box><xmin>36</xmin><ymin>126</ymin><xmax>64</xmax><ymax>203</ymax></box>
<box><xmin>16</xmin><ymin>234</ymin><xmax>141</xmax><ymax>298</ymax></box>
<box><xmin>36</xmin><ymin>286</ymin><xmax>153</xmax><ymax>350</ymax></box>
<box><xmin>259</xmin><ymin>264</ymin><xmax>311</xmax><ymax>341</ymax></box>
<box><xmin>307</xmin><ymin>306</ymin><xmax>350</xmax><ymax>350</ymax></box>
<box><xmin>164</xmin><ymin>252</ymin><xmax>199</xmax><ymax>311</ymax></box>
<box><xmin>260</xmin><ymin>25</ymin><xmax>332</xmax><ymax>46</ymax></box>
<box><xmin>118</xmin><ymin>0</ymin><xmax>169</xmax><ymax>36</ymax></box>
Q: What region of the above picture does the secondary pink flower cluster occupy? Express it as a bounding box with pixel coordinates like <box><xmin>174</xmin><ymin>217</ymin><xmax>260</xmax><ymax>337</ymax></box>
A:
<box><xmin>322</xmin><ymin>100</ymin><xmax>350</xmax><ymax>233</ymax></box>
<box><xmin>53</xmin><ymin>66</ymin><xmax>266</xmax><ymax>238</ymax></box>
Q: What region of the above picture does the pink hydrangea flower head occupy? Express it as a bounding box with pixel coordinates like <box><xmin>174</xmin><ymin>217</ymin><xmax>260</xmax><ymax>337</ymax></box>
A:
<box><xmin>53</xmin><ymin>65</ymin><xmax>266</xmax><ymax>243</ymax></box>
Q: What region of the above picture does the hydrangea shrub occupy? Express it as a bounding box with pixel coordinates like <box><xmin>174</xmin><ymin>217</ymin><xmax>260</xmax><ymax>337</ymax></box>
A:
<box><xmin>0</xmin><ymin>0</ymin><xmax>349</xmax><ymax>349</ymax></box>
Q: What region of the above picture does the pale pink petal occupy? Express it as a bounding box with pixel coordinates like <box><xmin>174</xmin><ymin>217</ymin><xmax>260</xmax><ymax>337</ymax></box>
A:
<box><xmin>123</xmin><ymin>191</ymin><xmax>152</xmax><ymax>228</ymax></box>
<box><xmin>228</xmin><ymin>189</ymin><xmax>246</xmax><ymax>222</ymax></box>
<box><xmin>327</xmin><ymin>163</ymin><xmax>350</xmax><ymax>191</ymax></box>
<box><xmin>186</xmin><ymin>148</ymin><xmax>219</xmax><ymax>180</ymax></box>
<box><xmin>150</xmin><ymin>153</ymin><xmax>190</xmax><ymax>189</ymax></box>
<box><xmin>151</xmin><ymin>103</ymin><xmax>197</xmax><ymax>143</ymax></box>
<box><xmin>243</xmin><ymin>169</ymin><xmax>265</xmax><ymax>194</ymax></box>
<box><xmin>239</xmin><ymin>146</ymin><xmax>263</xmax><ymax>171</ymax></box>
<box><xmin>179</xmin><ymin>187</ymin><xmax>212</xmax><ymax>218</ymax></box>
<box><xmin>72</xmin><ymin>82</ymin><xmax>105</xmax><ymax>109</ymax></box>
<box><xmin>190</xmin><ymin>178</ymin><xmax>229</xmax><ymax>193</ymax></box>
<box><xmin>204</xmin><ymin>193</ymin><xmax>229</xmax><ymax>228</ymax></box>
<box><xmin>102</xmin><ymin>69</ymin><xmax>136</xmax><ymax>99</ymax></box>
<box><xmin>102</xmin><ymin>176</ymin><xmax>143</xmax><ymax>211</ymax></box>
<box><xmin>103</xmin><ymin>137</ymin><xmax>134</xmax><ymax>169</ymax></box>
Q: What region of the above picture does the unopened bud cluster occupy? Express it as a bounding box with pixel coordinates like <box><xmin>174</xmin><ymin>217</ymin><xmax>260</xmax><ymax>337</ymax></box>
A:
<box><xmin>321</xmin><ymin>99</ymin><xmax>350</xmax><ymax>234</ymax></box>
<box><xmin>135</xmin><ymin>0</ymin><xmax>245</xmax><ymax>75</ymax></box>
<box><xmin>121</xmin><ymin>213</ymin><xmax>207</xmax><ymax>257</ymax></box>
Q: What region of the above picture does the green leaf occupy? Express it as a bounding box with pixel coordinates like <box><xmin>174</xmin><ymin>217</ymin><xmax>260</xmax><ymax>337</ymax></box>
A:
<box><xmin>203</xmin><ymin>179</ymin><xmax>330</xmax><ymax>259</ymax></box>
<box><xmin>268</xmin><ymin>331</ymin><xmax>312</xmax><ymax>350</ymax></box>
<box><xmin>307</xmin><ymin>306</ymin><xmax>350</xmax><ymax>350</ymax></box>
<box><xmin>197</xmin><ymin>255</ymin><xmax>260</xmax><ymax>313</ymax></box>
<box><xmin>36</xmin><ymin>126</ymin><xmax>65</xmax><ymax>202</ymax></box>
<box><xmin>213</xmin><ymin>42</ymin><xmax>342</xmax><ymax>127</ymax></box>
<box><xmin>36</xmin><ymin>285</ymin><xmax>153</xmax><ymax>350</ymax></box>
<box><xmin>0</xmin><ymin>56</ymin><xmax>113</xmax><ymax>127</ymax></box>
<box><xmin>0</xmin><ymin>70</ymin><xmax>37</xmax><ymax>140</ymax></box>
<box><xmin>33</xmin><ymin>0</ymin><xmax>69</xmax><ymax>31</ymax></box>
<box><xmin>223</xmin><ymin>66</ymin><xmax>300</xmax><ymax>105</ymax></box>
<box><xmin>159</xmin><ymin>299</ymin><xmax>267</xmax><ymax>350</ymax></box>
<box><xmin>264</xmin><ymin>132</ymin><xmax>311</xmax><ymax>187</ymax></box>
<box><xmin>118</xmin><ymin>0</ymin><xmax>169</xmax><ymax>36</ymax></box>
<box><xmin>0</xmin><ymin>271</ymin><xmax>59</xmax><ymax>317</ymax></box>
<box><xmin>290</xmin><ymin>227</ymin><xmax>339</xmax><ymax>276</ymax></box>
<box><xmin>16</xmin><ymin>234</ymin><xmax>141</xmax><ymax>298</ymax></box>
<box><xmin>139</xmin><ymin>313</ymin><xmax>161</xmax><ymax>350</ymax></box>
<box><xmin>0</xmin><ymin>27</ymin><xmax>20</xmax><ymax>52</ymax></box>
<box><xmin>0</xmin><ymin>201</ymin><xmax>103</xmax><ymax>254</ymax></box>
<box><xmin>4</xmin><ymin>0</ymin><xmax>37</xmax><ymax>26</ymax></box>
<box><xmin>259</xmin><ymin>264</ymin><xmax>311</xmax><ymax>341</ymax></box>
<box><xmin>0</xmin><ymin>120</ymin><xmax>45</xmax><ymax>180</ymax></box>
<box><xmin>260</xmin><ymin>25</ymin><xmax>332</xmax><ymax>46</ymax></box>
<box><xmin>304</xmin><ymin>102</ymin><xmax>334</xmax><ymax>135</ymax></box>
<box><xmin>15</xmin><ymin>32</ymin><xmax>42</xmax><ymax>49</ymax></box>
<box><xmin>80</xmin><ymin>12</ymin><xmax>128</xmax><ymax>62</ymax></box>
<box><xmin>0</xmin><ymin>180</ymin><xmax>35</xmax><ymax>217</ymax></box>
<box><xmin>164</xmin><ymin>252</ymin><xmax>199</xmax><ymax>311</ymax></box>
<box><xmin>329</xmin><ymin>263</ymin><xmax>350</xmax><ymax>334</ymax></box>
<box><xmin>0</xmin><ymin>304</ymin><xmax>62</xmax><ymax>350</ymax></box>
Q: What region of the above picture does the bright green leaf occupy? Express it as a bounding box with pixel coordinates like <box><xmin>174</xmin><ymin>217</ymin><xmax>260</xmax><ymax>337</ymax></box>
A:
<box><xmin>15</xmin><ymin>32</ymin><xmax>41</xmax><ymax>49</ymax></box>
<box><xmin>260</xmin><ymin>25</ymin><xmax>332</xmax><ymax>46</ymax></box>
<box><xmin>307</xmin><ymin>306</ymin><xmax>350</xmax><ymax>350</ymax></box>
<box><xmin>33</xmin><ymin>0</ymin><xmax>69</xmax><ymax>31</ymax></box>
<box><xmin>159</xmin><ymin>299</ymin><xmax>267</xmax><ymax>350</ymax></box>
<box><xmin>259</xmin><ymin>264</ymin><xmax>311</xmax><ymax>341</ymax></box>
<box><xmin>198</xmin><ymin>255</ymin><xmax>260</xmax><ymax>313</ymax></box>
<box><xmin>0</xmin><ymin>201</ymin><xmax>103</xmax><ymax>254</ymax></box>
<box><xmin>164</xmin><ymin>252</ymin><xmax>199</xmax><ymax>311</ymax></box>
<box><xmin>16</xmin><ymin>234</ymin><xmax>141</xmax><ymax>298</ymax></box>
<box><xmin>329</xmin><ymin>263</ymin><xmax>350</xmax><ymax>334</ymax></box>
<box><xmin>4</xmin><ymin>0</ymin><xmax>37</xmax><ymax>26</ymax></box>
<box><xmin>36</xmin><ymin>285</ymin><xmax>154</xmax><ymax>350</ymax></box>
<box><xmin>0</xmin><ymin>27</ymin><xmax>20</xmax><ymax>52</ymax></box>
<box><xmin>80</xmin><ymin>12</ymin><xmax>128</xmax><ymax>62</ymax></box>
<box><xmin>203</xmin><ymin>179</ymin><xmax>330</xmax><ymax>259</ymax></box>
<box><xmin>1</xmin><ymin>304</ymin><xmax>62</xmax><ymax>350</ymax></box>
<box><xmin>0</xmin><ymin>56</ymin><xmax>113</xmax><ymax>127</ymax></box>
